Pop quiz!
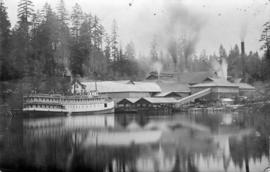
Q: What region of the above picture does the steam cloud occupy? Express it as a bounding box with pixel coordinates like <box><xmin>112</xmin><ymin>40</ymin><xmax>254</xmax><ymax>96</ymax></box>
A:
<box><xmin>210</xmin><ymin>57</ymin><xmax>228</xmax><ymax>80</ymax></box>
<box><xmin>153</xmin><ymin>61</ymin><xmax>163</xmax><ymax>79</ymax></box>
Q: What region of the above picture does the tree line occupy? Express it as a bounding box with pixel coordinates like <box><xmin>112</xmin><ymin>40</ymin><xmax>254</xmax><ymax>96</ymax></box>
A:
<box><xmin>1</xmin><ymin>0</ymin><xmax>269</xmax><ymax>83</ymax></box>
<box><xmin>0</xmin><ymin>0</ymin><xmax>144</xmax><ymax>81</ymax></box>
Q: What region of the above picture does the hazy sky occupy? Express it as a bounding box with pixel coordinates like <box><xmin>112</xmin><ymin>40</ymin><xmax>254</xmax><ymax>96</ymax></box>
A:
<box><xmin>4</xmin><ymin>0</ymin><xmax>270</xmax><ymax>56</ymax></box>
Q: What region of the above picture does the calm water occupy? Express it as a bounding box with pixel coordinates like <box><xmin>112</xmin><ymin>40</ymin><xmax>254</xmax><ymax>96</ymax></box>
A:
<box><xmin>0</xmin><ymin>112</ymin><xmax>270</xmax><ymax>172</ymax></box>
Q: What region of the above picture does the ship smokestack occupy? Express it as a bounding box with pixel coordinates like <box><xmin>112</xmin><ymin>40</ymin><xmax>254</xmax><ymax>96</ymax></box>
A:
<box><xmin>241</xmin><ymin>41</ymin><xmax>245</xmax><ymax>80</ymax></box>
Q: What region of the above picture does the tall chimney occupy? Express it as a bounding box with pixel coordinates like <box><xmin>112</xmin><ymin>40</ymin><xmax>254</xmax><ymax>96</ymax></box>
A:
<box><xmin>241</xmin><ymin>41</ymin><xmax>245</xmax><ymax>80</ymax></box>
<box><xmin>241</xmin><ymin>41</ymin><xmax>245</xmax><ymax>56</ymax></box>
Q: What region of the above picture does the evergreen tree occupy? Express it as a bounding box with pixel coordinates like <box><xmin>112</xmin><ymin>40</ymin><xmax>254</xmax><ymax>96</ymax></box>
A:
<box><xmin>71</xmin><ymin>3</ymin><xmax>83</xmax><ymax>40</ymax></box>
<box><xmin>30</xmin><ymin>4</ymin><xmax>63</xmax><ymax>76</ymax></box>
<box><xmin>125</xmin><ymin>41</ymin><xmax>135</xmax><ymax>60</ymax></box>
<box><xmin>55</xmin><ymin>0</ymin><xmax>70</xmax><ymax>76</ymax></box>
<box><xmin>227</xmin><ymin>44</ymin><xmax>241</xmax><ymax>78</ymax></box>
<box><xmin>17</xmin><ymin>0</ymin><xmax>34</xmax><ymax>31</ymax></box>
<box><xmin>0</xmin><ymin>0</ymin><xmax>10</xmax><ymax>56</ymax></box>
<box><xmin>219</xmin><ymin>44</ymin><xmax>227</xmax><ymax>58</ymax></box>
<box><xmin>0</xmin><ymin>0</ymin><xmax>18</xmax><ymax>80</ymax></box>
<box><xmin>57</xmin><ymin>0</ymin><xmax>68</xmax><ymax>24</ymax></box>
<box><xmin>104</xmin><ymin>33</ymin><xmax>111</xmax><ymax>62</ymax></box>
<box><xmin>111</xmin><ymin>19</ymin><xmax>119</xmax><ymax>62</ymax></box>
<box><xmin>260</xmin><ymin>20</ymin><xmax>270</xmax><ymax>80</ymax></box>
<box><xmin>12</xmin><ymin>0</ymin><xmax>34</xmax><ymax>75</ymax></box>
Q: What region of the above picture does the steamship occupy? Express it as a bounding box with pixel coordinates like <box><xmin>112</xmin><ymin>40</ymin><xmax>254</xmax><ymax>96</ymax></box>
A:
<box><xmin>23</xmin><ymin>82</ymin><xmax>114</xmax><ymax>116</ymax></box>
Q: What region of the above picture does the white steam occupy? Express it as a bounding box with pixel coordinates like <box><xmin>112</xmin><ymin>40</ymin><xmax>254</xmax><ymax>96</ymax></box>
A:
<box><xmin>153</xmin><ymin>61</ymin><xmax>163</xmax><ymax>79</ymax></box>
<box><xmin>211</xmin><ymin>57</ymin><xmax>228</xmax><ymax>80</ymax></box>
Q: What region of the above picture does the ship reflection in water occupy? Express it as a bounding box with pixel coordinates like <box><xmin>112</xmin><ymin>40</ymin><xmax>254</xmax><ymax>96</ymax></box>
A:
<box><xmin>0</xmin><ymin>112</ymin><xmax>269</xmax><ymax>172</ymax></box>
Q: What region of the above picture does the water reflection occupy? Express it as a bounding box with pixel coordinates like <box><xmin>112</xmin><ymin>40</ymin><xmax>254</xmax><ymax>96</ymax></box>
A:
<box><xmin>0</xmin><ymin>112</ymin><xmax>269</xmax><ymax>172</ymax></box>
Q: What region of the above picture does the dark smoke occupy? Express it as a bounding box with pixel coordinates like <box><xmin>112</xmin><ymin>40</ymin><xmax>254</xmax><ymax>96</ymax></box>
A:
<box><xmin>164</xmin><ymin>0</ymin><xmax>206</xmax><ymax>72</ymax></box>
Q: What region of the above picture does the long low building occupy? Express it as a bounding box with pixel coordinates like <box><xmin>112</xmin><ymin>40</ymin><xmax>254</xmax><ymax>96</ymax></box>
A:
<box><xmin>190</xmin><ymin>79</ymin><xmax>239</xmax><ymax>101</ymax></box>
<box><xmin>117</xmin><ymin>97</ymin><xmax>178</xmax><ymax>113</ymax></box>
<box><xmin>190</xmin><ymin>78</ymin><xmax>256</xmax><ymax>101</ymax></box>
<box><xmin>72</xmin><ymin>80</ymin><xmax>161</xmax><ymax>102</ymax></box>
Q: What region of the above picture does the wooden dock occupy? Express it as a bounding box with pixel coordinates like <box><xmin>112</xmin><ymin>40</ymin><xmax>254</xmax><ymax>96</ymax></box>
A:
<box><xmin>187</xmin><ymin>107</ymin><xmax>233</xmax><ymax>114</ymax></box>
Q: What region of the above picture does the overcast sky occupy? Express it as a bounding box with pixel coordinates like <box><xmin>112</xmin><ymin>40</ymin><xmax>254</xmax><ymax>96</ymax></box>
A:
<box><xmin>4</xmin><ymin>0</ymin><xmax>270</xmax><ymax>57</ymax></box>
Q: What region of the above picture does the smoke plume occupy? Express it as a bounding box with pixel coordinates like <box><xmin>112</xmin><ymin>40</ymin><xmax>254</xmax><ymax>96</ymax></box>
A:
<box><xmin>164</xmin><ymin>0</ymin><xmax>206</xmax><ymax>72</ymax></box>
<box><xmin>240</xmin><ymin>20</ymin><xmax>248</xmax><ymax>41</ymax></box>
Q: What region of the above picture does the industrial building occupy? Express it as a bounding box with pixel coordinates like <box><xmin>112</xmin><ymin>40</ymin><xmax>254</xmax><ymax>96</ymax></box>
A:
<box><xmin>190</xmin><ymin>78</ymin><xmax>240</xmax><ymax>101</ymax></box>
<box><xmin>117</xmin><ymin>97</ymin><xmax>177</xmax><ymax>114</ymax></box>
<box><xmin>72</xmin><ymin>80</ymin><xmax>161</xmax><ymax>103</ymax></box>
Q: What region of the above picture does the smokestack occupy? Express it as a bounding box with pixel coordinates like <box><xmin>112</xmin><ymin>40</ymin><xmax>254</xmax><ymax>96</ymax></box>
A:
<box><xmin>241</xmin><ymin>41</ymin><xmax>245</xmax><ymax>56</ymax></box>
<box><xmin>241</xmin><ymin>41</ymin><xmax>245</xmax><ymax>80</ymax></box>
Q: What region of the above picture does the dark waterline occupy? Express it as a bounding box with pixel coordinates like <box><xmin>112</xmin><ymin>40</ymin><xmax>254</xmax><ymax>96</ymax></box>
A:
<box><xmin>0</xmin><ymin>112</ymin><xmax>269</xmax><ymax>172</ymax></box>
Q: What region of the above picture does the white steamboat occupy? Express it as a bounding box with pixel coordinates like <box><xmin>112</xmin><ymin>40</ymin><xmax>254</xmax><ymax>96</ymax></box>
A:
<box><xmin>23</xmin><ymin>90</ymin><xmax>114</xmax><ymax>115</ymax></box>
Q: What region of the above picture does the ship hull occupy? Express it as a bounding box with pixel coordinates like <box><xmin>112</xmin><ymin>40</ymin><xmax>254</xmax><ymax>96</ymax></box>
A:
<box><xmin>23</xmin><ymin>107</ymin><xmax>115</xmax><ymax>117</ymax></box>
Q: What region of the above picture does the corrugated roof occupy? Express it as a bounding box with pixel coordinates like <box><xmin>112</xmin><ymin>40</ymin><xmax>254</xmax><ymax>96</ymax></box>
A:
<box><xmin>140</xmin><ymin>97</ymin><xmax>178</xmax><ymax>104</ymax></box>
<box><xmin>81</xmin><ymin>81</ymin><xmax>161</xmax><ymax>93</ymax></box>
<box><xmin>191</xmin><ymin>79</ymin><xmax>239</xmax><ymax>88</ymax></box>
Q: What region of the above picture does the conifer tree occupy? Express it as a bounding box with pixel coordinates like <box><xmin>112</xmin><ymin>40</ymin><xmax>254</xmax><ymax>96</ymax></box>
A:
<box><xmin>57</xmin><ymin>0</ymin><xmax>68</xmax><ymax>24</ymax></box>
<box><xmin>0</xmin><ymin>0</ymin><xmax>15</xmax><ymax>80</ymax></box>
<box><xmin>71</xmin><ymin>3</ymin><xmax>83</xmax><ymax>40</ymax></box>
<box><xmin>17</xmin><ymin>0</ymin><xmax>34</xmax><ymax>29</ymax></box>
<box><xmin>111</xmin><ymin>19</ymin><xmax>119</xmax><ymax>62</ymax></box>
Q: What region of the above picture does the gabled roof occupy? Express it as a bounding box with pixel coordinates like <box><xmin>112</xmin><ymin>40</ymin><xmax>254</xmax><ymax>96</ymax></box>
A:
<box><xmin>145</xmin><ymin>71</ymin><xmax>214</xmax><ymax>85</ymax></box>
<box><xmin>138</xmin><ymin>97</ymin><xmax>178</xmax><ymax>104</ymax></box>
<box><xmin>178</xmin><ymin>71</ymin><xmax>214</xmax><ymax>84</ymax></box>
<box><xmin>81</xmin><ymin>81</ymin><xmax>161</xmax><ymax>93</ymax></box>
<box><xmin>190</xmin><ymin>79</ymin><xmax>239</xmax><ymax>88</ymax></box>
<box><xmin>118</xmin><ymin>98</ymin><xmax>140</xmax><ymax>104</ymax></box>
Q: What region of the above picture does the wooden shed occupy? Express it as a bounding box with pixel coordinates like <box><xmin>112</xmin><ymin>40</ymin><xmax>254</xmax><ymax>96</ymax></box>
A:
<box><xmin>116</xmin><ymin>97</ymin><xmax>178</xmax><ymax>114</ymax></box>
